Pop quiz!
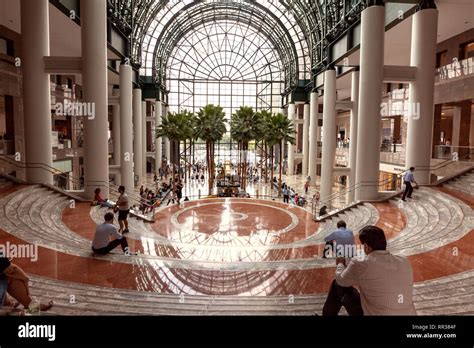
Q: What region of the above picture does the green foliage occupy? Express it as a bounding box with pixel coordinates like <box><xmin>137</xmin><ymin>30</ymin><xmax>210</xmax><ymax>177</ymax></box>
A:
<box><xmin>194</xmin><ymin>104</ymin><xmax>227</xmax><ymax>143</ymax></box>
<box><xmin>156</xmin><ymin>109</ymin><xmax>196</xmax><ymax>142</ymax></box>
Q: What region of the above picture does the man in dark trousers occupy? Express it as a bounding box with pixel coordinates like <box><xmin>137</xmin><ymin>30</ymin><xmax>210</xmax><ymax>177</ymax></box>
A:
<box><xmin>402</xmin><ymin>167</ymin><xmax>417</xmax><ymax>201</ymax></box>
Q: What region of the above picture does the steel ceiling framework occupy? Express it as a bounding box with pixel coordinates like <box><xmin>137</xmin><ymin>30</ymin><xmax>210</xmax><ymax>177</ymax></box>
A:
<box><xmin>107</xmin><ymin>0</ymin><xmax>372</xmax><ymax>91</ymax></box>
<box><xmin>166</xmin><ymin>19</ymin><xmax>285</xmax><ymax>115</ymax></box>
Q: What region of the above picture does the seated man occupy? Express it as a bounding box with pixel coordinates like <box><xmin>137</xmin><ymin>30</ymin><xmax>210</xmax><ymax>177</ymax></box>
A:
<box><xmin>319</xmin><ymin>205</ymin><xmax>328</xmax><ymax>217</ymax></box>
<box><xmin>322</xmin><ymin>220</ymin><xmax>361</xmax><ymax>316</ymax></box>
<box><xmin>92</xmin><ymin>212</ymin><xmax>133</xmax><ymax>255</ymax></box>
<box><xmin>322</xmin><ymin>220</ymin><xmax>356</xmax><ymax>259</ymax></box>
<box><xmin>324</xmin><ymin>225</ymin><xmax>417</xmax><ymax>316</ymax></box>
<box><xmin>0</xmin><ymin>254</ymin><xmax>53</xmax><ymax>312</ymax></box>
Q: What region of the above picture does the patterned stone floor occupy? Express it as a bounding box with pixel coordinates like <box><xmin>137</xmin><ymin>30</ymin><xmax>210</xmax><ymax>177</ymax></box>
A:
<box><xmin>0</xmin><ymin>171</ymin><xmax>473</xmax><ymax>314</ymax></box>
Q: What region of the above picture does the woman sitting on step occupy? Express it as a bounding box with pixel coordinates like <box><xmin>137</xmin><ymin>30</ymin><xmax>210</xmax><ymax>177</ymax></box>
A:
<box><xmin>0</xmin><ymin>254</ymin><xmax>53</xmax><ymax>313</ymax></box>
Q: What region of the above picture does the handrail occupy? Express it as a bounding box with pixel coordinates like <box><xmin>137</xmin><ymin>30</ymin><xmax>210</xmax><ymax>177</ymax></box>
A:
<box><xmin>312</xmin><ymin>149</ymin><xmax>474</xmax><ymax>219</ymax></box>
<box><xmin>0</xmin><ymin>155</ymin><xmax>163</xmax><ymax>220</ymax></box>
<box><xmin>313</xmin><ymin>173</ymin><xmax>405</xmax><ymax>217</ymax></box>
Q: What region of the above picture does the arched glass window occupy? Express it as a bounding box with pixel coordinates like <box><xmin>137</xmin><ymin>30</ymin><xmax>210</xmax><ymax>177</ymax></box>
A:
<box><xmin>166</xmin><ymin>20</ymin><xmax>284</xmax><ymax>117</ymax></box>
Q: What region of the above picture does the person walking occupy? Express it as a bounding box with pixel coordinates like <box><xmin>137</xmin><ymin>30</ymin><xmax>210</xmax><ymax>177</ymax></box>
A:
<box><xmin>282</xmin><ymin>185</ymin><xmax>290</xmax><ymax>204</ymax></box>
<box><xmin>402</xmin><ymin>167</ymin><xmax>417</xmax><ymax>201</ymax></box>
<box><xmin>304</xmin><ymin>181</ymin><xmax>309</xmax><ymax>195</ymax></box>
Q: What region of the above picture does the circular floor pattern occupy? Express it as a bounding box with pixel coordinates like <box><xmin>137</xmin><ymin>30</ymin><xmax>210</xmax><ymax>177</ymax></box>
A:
<box><xmin>171</xmin><ymin>201</ymin><xmax>299</xmax><ymax>239</ymax></box>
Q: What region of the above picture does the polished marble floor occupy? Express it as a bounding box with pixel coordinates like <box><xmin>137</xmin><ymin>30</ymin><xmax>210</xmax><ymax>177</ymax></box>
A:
<box><xmin>0</xmin><ymin>175</ymin><xmax>473</xmax><ymax>299</ymax></box>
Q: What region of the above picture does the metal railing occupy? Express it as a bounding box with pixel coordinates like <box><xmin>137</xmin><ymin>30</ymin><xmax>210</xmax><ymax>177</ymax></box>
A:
<box><xmin>433</xmin><ymin>145</ymin><xmax>474</xmax><ymax>161</ymax></box>
<box><xmin>311</xmin><ymin>149</ymin><xmax>474</xmax><ymax>220</ymax></box>
<box><xmin>435</xmin><ymin>57</ymin><xmax>473</xmax><ymax>83</ymax></box>
<box><xmin>0</xmin><ymin>155</ymin><xmax>165</xmax><ymax>221</ymax></box>
<box><xmin>311</xmin><ymin>174</ymin><xmax>406</xmax><ymax>219</ymax></box>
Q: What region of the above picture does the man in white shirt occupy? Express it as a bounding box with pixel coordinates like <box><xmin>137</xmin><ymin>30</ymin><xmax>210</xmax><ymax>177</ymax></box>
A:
<box><xmin>326</xmin><ymin>225</ymin><xmax>417</xmax><ymax>316</ymax></box>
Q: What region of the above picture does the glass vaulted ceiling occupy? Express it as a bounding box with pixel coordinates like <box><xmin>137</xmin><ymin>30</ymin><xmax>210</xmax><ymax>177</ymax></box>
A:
<box><xmin>108</xmin><ymin>0</ymin><xmax>367</xmax><ymax>111</ymax></box>
<box><xmin>166</xmin><ymin>19</ymin><xmax>285</xmax><ymax>115</ymax></box>
<box><xmin>140</xmin><ymin>1</ymin><xmax>312</xmax><ymax>87</ymax></box>
<box><xmin>135</xmin><ymin>0</ymin><xmax>314</xmax><ymax>114</ymax></box>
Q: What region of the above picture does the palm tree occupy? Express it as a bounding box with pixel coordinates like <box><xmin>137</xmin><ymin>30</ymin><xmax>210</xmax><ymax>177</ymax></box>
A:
<box><xmin>179</xmin><ymin>110</ymin><xmax>196</xmax><ymax>183</ymax></box>
<box><xmin>231</xmin><ymin>106</ymin><xmax>264</xmax><ymax>191</ymax></box>
<box><xmin>256</xmin><ymin>110</ymin><xmax>273</xmax><ymax>183</ymax></box>
<box><xmin>262</xmin><ymin>113</ymin><xmax>279</xmax><ymax>190</ymax></box>
<box><xmin>195</xmin><ymin>104</ymin><xmax>227</xmax><ymax>193</ymax></box>
<box><xmin>270</xmin><ymin>113</ymin><xmax>296</xmax><ymax>197</ymax></box>
<box><xmin>156</xmin><ymin>110</ymin><xmax>195</xmax><ymax>186</ymax></box>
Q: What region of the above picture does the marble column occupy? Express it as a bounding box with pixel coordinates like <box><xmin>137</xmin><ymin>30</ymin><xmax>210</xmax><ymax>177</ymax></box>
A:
<box><xmin>320</xmin><ymin>69</ymin><xmax>337</xmax><ymax>202</ymax></box>
<box><xmin>20</xmin><ymin>0</ymin><xmax>53</xmax><ymax>184</ymax></box>
<box><xmin>119</xmin><ymin>64</ymin><xmax>134</xmax><ymax>192</ymax></box>
<box><xmin>405</xmin><ymin>5</ymin><xmax>438</xmax><ymax>185</ymax></box>
<box><xmin>81</xmin><ymin>0</ymin><xmax>109</xmax><ymax>198</ymax></box>
<box><xmin>155</xmin><ymin>101</ymin><xmax>163</xmax><ymax>172</ymax></box>
<box><xmin>348</xmin><ymin>70</ymin><xmax>359</xmax><ymax>203</ymax></box>
<box><xmin>112</xmin><ymin>86</ymin><xmax>121</xmax><ymax>185</ymax></box>
<box><xmin>308</xmin><ymin>92</ymin><xmax>319</xmax><ymax>186</ymax></box>
<box><xmin>302</xmin><ymin>102</ymin><xmax>310</xmax><ymax>177</ymax></box>
<box><xmin>287</xmin><ymin>103</ymin><xmax>296</xmax><ymax>175</ymax></box>
<box><xmin>355</xmin><ymin>4</ymin><xmax>385</xmax><ymax>201</ymax></box>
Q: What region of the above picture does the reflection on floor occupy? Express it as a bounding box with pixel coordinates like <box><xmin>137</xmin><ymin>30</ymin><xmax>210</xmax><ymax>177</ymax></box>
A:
<box><xmin>0</xmin><ymin>171</ymin><xmax>473</xmax><ymax>315</ymax></box>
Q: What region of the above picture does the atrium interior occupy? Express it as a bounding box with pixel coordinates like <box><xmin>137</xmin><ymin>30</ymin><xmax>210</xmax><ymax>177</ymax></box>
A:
<box><xmin>0</xmin><ymin>0</ymin><xmax>473</xmax><ymax>317</ymax></box>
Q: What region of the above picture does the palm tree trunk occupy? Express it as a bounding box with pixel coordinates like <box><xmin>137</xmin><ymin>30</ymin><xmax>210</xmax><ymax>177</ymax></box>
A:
<box><xmin>238</xmin><ymin>141</ymin><xmax>241</xmax><ymax>178</ymax></box>
<box><xmin>172</xmin><ymin>140</ymin><xmax>177</xmax><ymax>189</ymax></box>
<box><xmin>242</xmin><ymin>142</ymin><xmax>247</xmax><ymax>191</ymax></box>
<box><xmin>184</xmin><ymin>139</ymin><xmax>187</xmax><ymax>184</ymax></box>
<box><xmin>210</xmin><ymin>141</ymin><xmax>215</xmax><ymax>194</ymax></box>
<box><xmin>270</xmin><ymin>145</ymin><xmax>274</xmax><ymax>190</ymax></box>
<box><xmin>278</xmin><ymin>140</ymin><xmax>283</xmax><ymax>197</ymax></box>
<box><xmin>261</xmin><ymin>140</ymin><xmax>265</xmax><ymax>183</ymax></box>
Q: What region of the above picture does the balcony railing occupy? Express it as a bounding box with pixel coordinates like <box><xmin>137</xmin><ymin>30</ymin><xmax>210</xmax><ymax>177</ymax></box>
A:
<box><xmin>435</xmin><ymin>57</ymin><xmax>473</xmax><ymax>83</ymax></box>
